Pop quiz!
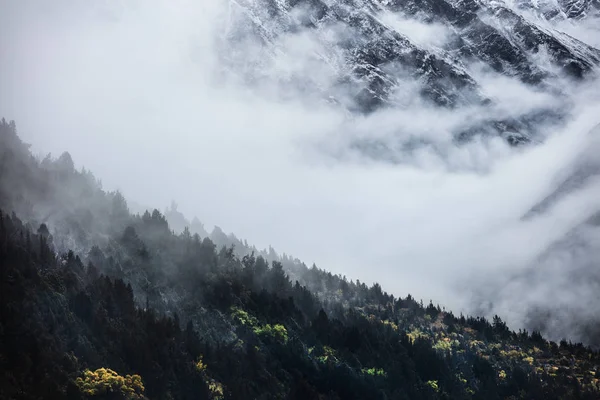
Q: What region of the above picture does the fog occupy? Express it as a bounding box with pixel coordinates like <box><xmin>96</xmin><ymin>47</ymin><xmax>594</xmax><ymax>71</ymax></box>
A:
<box><xmin>2</xmin><ymin>0</ymin><xmax>600</xmax><ymax>342</ymax></box>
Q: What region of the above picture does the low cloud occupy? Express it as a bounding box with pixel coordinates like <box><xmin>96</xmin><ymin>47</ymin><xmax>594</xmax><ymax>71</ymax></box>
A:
<box><xmin>377</xmin><ymin>10</ymin><xmax>454</xmax><ymax>50</ymax></box>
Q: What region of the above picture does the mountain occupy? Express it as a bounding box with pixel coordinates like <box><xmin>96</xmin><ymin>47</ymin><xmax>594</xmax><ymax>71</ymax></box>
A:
<box><xmin>2</xmin><ymin>1</ymin><xmax>600</xmax><ymax>398</ymax></box>
<box><xmin>219</xmin><ymin>0</ymin><xmax>599</xmax><ymax>149</ymax></box>
<box><xmin>2</xmin><ymin>116</ymin><xmax>600</xmax><ymax>398</ymax></box>
<box><xmin>521</xmin><ymin>0</ymin><xmax>600</xmax><ymax>20</ymax></box>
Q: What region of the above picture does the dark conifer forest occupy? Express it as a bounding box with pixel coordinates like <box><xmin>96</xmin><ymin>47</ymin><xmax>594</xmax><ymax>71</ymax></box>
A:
<box><xmin>1</xmin><ymin>118</ymin><xmax>599</xmax><ymax>399</ymax></box>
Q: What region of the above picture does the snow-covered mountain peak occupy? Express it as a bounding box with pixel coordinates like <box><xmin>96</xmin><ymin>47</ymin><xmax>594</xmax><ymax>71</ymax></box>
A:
<box><xmin>219</xmin><ymin>0</ymin><xmax>599</xmax><ymax>156</ymax></box>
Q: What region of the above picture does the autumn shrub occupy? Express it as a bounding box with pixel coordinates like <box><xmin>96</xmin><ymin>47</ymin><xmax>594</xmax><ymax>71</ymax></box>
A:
<box><xmin>76</xmin><ymin>368</ymin><xmax>145</xmax><ymax>399</ymax></box>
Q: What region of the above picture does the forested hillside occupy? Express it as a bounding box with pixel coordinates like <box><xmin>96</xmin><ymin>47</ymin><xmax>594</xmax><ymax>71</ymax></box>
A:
<box><xmin>1</xmin><ymin>118</ymin><xmax>599</xmax><ymax>399</ymax></box>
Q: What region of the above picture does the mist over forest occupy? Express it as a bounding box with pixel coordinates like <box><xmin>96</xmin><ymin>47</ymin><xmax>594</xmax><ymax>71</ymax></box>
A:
<box><xmin>1</xmin><ymin>0</ymin><xmax>600</xmax><ymax>399</ymax></box>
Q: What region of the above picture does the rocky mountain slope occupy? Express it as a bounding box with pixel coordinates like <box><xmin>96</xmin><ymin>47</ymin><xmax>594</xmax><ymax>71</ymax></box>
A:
<box><xmin>219</xmin><ymin>0</ymin><xmax>599</xmax><ymax>146</ymax></box>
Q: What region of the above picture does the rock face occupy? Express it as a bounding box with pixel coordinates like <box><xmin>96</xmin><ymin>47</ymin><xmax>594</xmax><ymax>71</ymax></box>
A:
<box><xmin>519</xmin><ymin>0</ymin><xmax>600</xmax><ymax>20</ymax></box>
<box><xmin>219</xmin><ymin>0</ymin><xmax>600</xmax><ymax>146</ymax></box>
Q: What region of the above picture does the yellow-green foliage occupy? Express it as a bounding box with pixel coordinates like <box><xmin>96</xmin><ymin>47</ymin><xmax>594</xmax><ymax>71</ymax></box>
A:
<box><xmin>195</xmin><ymin>356</ymin><xmax>207</xmax><ymax>372</ymax></box>
<box><xmin>523</xmin><ymin>356</ymin><xmax>534</xmax><ymax>365</ymax></box>
<box><xmin>407</xmin><ymin>328</ymin><xmax>427</xmax><ymax>344</ymax></box>
<box><xmin>501</xmin><ymin>349</ymin><xmax>534</xmax><ymax>362</ymax></box>
<box><xmin>362</xmin><ymin>367</ymin><xmax>387</xmax><ymax>377</ymax></box>
<box><xmin>382</xmin><ymin>319</ymin><xmax>398</xmax><ymax>331</ymax></box>
<box><xmin>253</xmin><ymin>324</ymin><xmax>288</xmax><ymax>343</ymax></box>
<box><xmin>529</xmin><ymin>346</ymin><xmax>543</xmax><ymax>355</ymax></box>
<box><xmin>433</xmin><ymin>340</ymin><xmax>451</xmax><ymax>352</ymax></box>
<box><xmin>76</xmin><ymin>368</ymin><xmax>145</xmax><ymax>399</ymax></box>
<box><xmin>231</xmin><ymin>308</ymin><xmax>288</xmax><ymax>344</ymax></box>
<box><xmin>499</xmin><ymin>370</ymin><xmax>507</xmax><ymax>380</ymax></box>
<box><xmin>426</xmin><ymin>380</ymin><xmax>439</xmax><ymax>392</ymax></box>
<box><xmin>230</xmin><ymin>307</ymin><xmax>258</xmax><ymax>327</ymax></box>
<box><xmin>316</xmin><ymin>346</ymin><xmax>338</xmax><ymax>363</ymax></box>
<box><xmin>208</xmin><ymin>379</ymin><xmax>224</xmax><ymax>400</ymax></box>
<box><xmin>433</xmin><ymin>337</ymin><xmax>459</xmax><ymax>352</ymax></box>
<box><xmin>193</xmin><ymin>355</ymin><xmax>225</xmax><ymax>399</ymax></box>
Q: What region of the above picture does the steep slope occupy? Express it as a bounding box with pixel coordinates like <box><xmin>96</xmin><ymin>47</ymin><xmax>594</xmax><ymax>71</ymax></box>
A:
<box><xmin>220</xmin><ymin>0</ymin><xmax>599</xmax><ymax>147</ymax></box>
<box><xmin>2</xmin><ymin>118</ymin><xmax>600</xmax><ymax>399</ymax></box>
<box><xmin>513</xmin><ymin>0</ymin><xmax>600</xmax><ymax>20</ymax></box>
